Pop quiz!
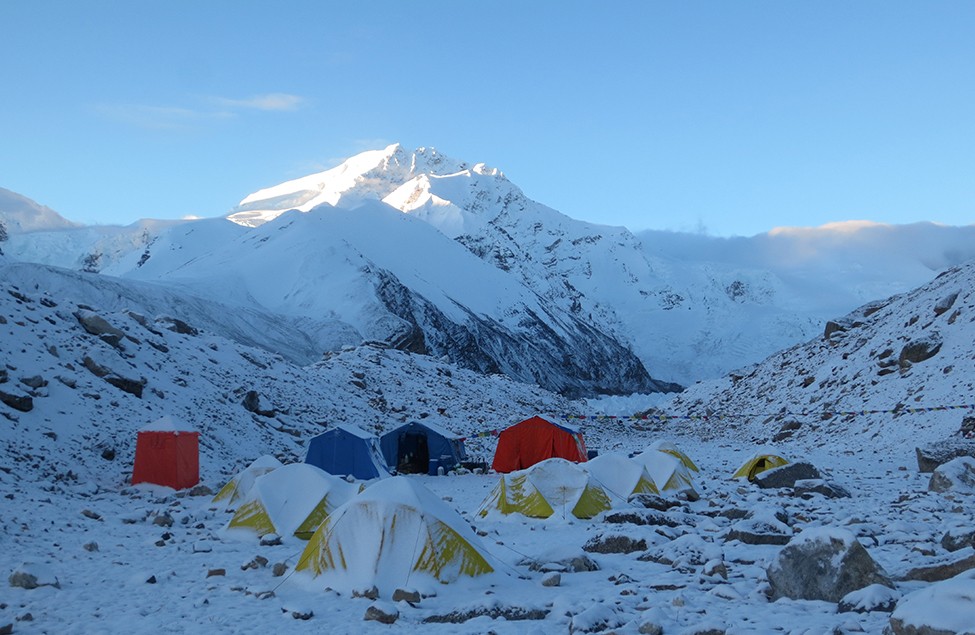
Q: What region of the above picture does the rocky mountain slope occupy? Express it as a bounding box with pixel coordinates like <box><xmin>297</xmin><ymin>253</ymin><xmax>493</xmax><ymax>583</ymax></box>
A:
<box><xmin>662</xmin><ymin>258</ymin><xmax>975</xmax><ymax>453</ymax></box>
<box><xmin>0</xmin><ymin>260</ymin><xmax>576</xmax><ymax>489</ymax></box>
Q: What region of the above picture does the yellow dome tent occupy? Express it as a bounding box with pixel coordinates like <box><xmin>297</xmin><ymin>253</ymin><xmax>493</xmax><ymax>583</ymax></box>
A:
<box><xmin>583</xmin><ymin>452</ymin><xmax>659</xmax><ymax>504</ymax></box>
<box><xmin>632</xmin><ymin>446</ymin><xmax>697</xmax><ymax>495</ymax></box>
<box><xmin>212</xmin><ymin>455</ymin><xmax>282</xmax><ymax>505</ymax></box>
<box><xmin>226</xmin><ymin>463</ymin><xmax>359</xmax><ymax>540</ymax></box>
<box><xmin>646</xmin><ymin>440</ymin><xmax>699</xmax><ymax>473</ymax></box>
<box><xmin>478</xmin><ymin>458</ymin><xmax>612</xmax><ymax>520</ymax></box>
<box><xmin>296</xmin><ymin>476</ymin><xmax>495</xmax><ymax>597</ymax></box>
<box><xmin>732</xmin><ymin>451</ymin><xmax>789</xmax><ymax>481</ymax></box>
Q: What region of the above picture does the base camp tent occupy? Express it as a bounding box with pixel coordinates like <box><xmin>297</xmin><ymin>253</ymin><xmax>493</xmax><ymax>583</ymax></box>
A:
<box><xmin>131</xmin><ymin>416</ymin><xmax>199</xmax><ymax>490</ymax></box>
<box><xmin>296</xmin><ymin>476</ymin><xmax>495</xmax><ymax>596</ymax></box>
<box><xmin>646</xmin><ymin>440</ymin><xmax>699</xmax><ymax>472</ymax></box>
<box><xmin>583</xmin><ymin>452</ymin><xmax>660</xmax><ymax>504</ymax></box>
<box><xmin>632</xmin><ymin>446</ymin><xmax>697</xmax><ymax>496</ymax></box>
<box><xmin>478</xmin><ymin>458</ymin><xmax>612</xmax><ymax>519</ymax></box>
<box><xmin>305</xmin><ymin>424</ymin><xmax>389</xmax><ymax>480</ymax></box>
<box><xmin>491</xmin><ymin>416</ymin><xmax>587</xmax><ymax>473</ymax></box>
<box><xmin>213</xmin><ymin>455</ymin><xmax>282</xmax><ymax>504</ymax></box>
<box><xmin>379</xmin><ymin>421</ymin><xmax>468</xmax><ymax>475</ymax></box>
<box><xmin>733</xmin><ymin>450</ymin><xmax>789</xmax><ymax>481</ymax></box>
<box><xmin>226</xmin><ymin>463</ymin><xmax>360</xmax><ymax>540</ymax></box>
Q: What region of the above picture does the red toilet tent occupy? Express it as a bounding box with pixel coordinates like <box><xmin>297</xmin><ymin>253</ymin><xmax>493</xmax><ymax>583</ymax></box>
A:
<box><xmin>131</xmin><ymin>416</ymin><xmax>199</xmax><ymax>489</ymax></box>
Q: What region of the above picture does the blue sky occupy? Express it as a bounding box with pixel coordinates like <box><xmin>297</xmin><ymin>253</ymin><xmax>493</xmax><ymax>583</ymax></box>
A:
<box><xmin>1</xmin><ymin>1</ymin><xmax>972</xmax><ymax>236</ymax></box>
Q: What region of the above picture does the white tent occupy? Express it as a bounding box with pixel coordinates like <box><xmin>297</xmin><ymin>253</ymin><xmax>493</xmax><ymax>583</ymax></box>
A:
<box><xmin>478</xmin><ymin>458</ymin><xmax>613</xmax><ymax>519</ymax></box>
<box><xmin>632</xmin><ymin>447</ymin><xmax>697</xmax><ymax>496</ymax></box>
<box><xmin>212</xmin><ymin>455</ymin><xmax>283</xmax><ymax>504</ymax></box>
<box><xmin>583</xmin><ymin>452</ymin><xmax>659</xmax><ymax>504</ymax></box>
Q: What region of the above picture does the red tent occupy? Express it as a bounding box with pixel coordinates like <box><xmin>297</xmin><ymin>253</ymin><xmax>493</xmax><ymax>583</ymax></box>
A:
<box><xmin>131</xmin><ymin>417</ymin><xmax>199</xmax><ymax>489</ymax></box>
<box><xmin>491</xmin><ymin>416</ymin><xmax>588</xmax><ymax>473</ymax></box>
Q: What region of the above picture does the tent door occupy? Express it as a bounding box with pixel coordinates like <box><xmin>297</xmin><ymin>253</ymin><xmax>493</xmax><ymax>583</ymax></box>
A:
<box><xmin>397</xmin><ymin>433</ymin><xmax>429</xmax><ymax>474</ymax></box>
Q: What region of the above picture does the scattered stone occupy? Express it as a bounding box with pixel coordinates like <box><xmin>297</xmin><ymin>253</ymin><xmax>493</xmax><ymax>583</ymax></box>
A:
<box><xmin>83</xmin><ymin>542</ymin><xmax>99</xmax><ymax>552</ymax></box>
<box><xmin>259</xmin><ymin>533</ymin><xmax>282</xmax><ymax>546</ymax></box>
<box><xmin>187</xmin><ymin>484</ymin><xmax>213</xmax><ymax>497</ymax></box>
<box><xmin>541</xmin><ymin>572</ymin><xmax>561</xmax><ymax>587</ymax></box>
<box><xmin>0</xmin><ymin>624</ymin><xmax>10</xmax><ymax>635</ymax></box>
<box><xmin>145</xmin><ymin>575</ymin><xmax>157</xmax><ymax>584</ymax></box>
<box><xmin>583</xmin><ymin>533</ymin><xmax>648</xmax><ymax>554</ymax></box>
<box><xmin>241</xmin><ymin>556</ymin><xmax>269</xmax><ymax>571</ymax></box>
<box><xmin>9</xmin><ymin>563</ymin><xmax>60</xmax><ymax>590</ymax></box>
<box><xmin>902</xmin><ymin>552</ymin><xmax>975</xmax><ymax>582</ymax></box>
<box><xmin>627</xmin><ymin>493</ymin><xmax>682</xmax><ymax>511</ymax></box>
<box><xmin>156</xmin><ymin>316</ymin><xmax>198</xmax><ymax>336</ymax></box>
<box><xmin>81</xmin><ymin>509</ymin><xmax>102</xmax><ymax>521</ymax></box>
<box><xmin>523</xmin><ymin>553</ymin><xmax>599</xmax><ymax>573</ymax></box>
<box><xmin>289</xmin><ymin>609</ymin><xmax>313</xmax><ymax>620</ymax></box>
<box><xmin>942</xmin><ymin>529</ymin><xmax>975</xmax><ymax>553</ymax></box>
<box><xmin>916</xmin><ymin>438</ymin><xmax>975</xmax><ymax>472</ymax></box>
<box><xmin>602</xmin><ymin>509</ymin><xmax>680</xmax><ymax>527</ymax></box>
<box><xmin>15</xmin><ymin>614</ymin><xmax>31</xmax><ymax>622</ymax></box>
<box><xmin>725</xmin><ymin>519</ymin><xmax>792</xmax><ymax>546</ymax></box>
<box><xmin>837</xmin><ymin>583</ymin><xmax>899</xmax><ymax>613</ymax></box>
<box><xmin>392</xmin><ymin>587</ymin><xmax>421</xmax><ymax>603</ymax></box>
<box><xmin>352</xmin><ymin>586</ymin><xmax>380</xmax><ymax>600</ymax></box>
<box><xmin>100</xmin><ymin>447</ymin><xmax>115</xmax><ymax>461</ymax></box>
<box><xmin>207</xmin><ymin>569</ymin><xmax>226</xmax><ymax>578</ymax></box>
<box><xmin>152</xmin><ymin>513</ymin><xmax>174</xmax><ymax>527</ymax></box>
<box><xmin>192</xmin><ymin>542</ymin><xmax>213</xmax><ymax>554</ymax></box>
<box><xmin>753</xmin><ymin>462</ymin><xmax>823</xmax><ymax>489</ymax></box>
<box><xmin>18</xmin><ymin>375</ymin><xmax>46</xmax><ymax>389</ymax></box>
<box><xmin>0</xmin><ymin>390</ymin><xmax>32</xmax><ymax>413</ymax></box>
<box><xmin>75</xmin><ymin>310</ymin><xmax>125</xmax><ymax>344</ymax></box>
<box><xmin>364</xmin><ymin>602</ymin><xmax>399</xmax><ymax>624</ymax></box>
<box><xmin>793</xmin><ymin>478</ymin><xmax>852</xmax><ymax>499</ymax></box>
<box><xmin>928</xmin><ymin>456</ymin><xmax>975</xmax><ymax>493</ymax></box>
<box><xmin>638</xmin><ymin>621</ymin><xmax>664</xmax><ymax>635</ymax></box>
<box><xmin>272</xmin><ymin>563</ymin><xmax>288</xmax><ymax>578</ymax></box>
<box><xmin>423</xmin><ymin>605</ymin><xmax>549</xmax><ymax>623</ymax></box>
<box><xmin>766</xmin><ymin>528</ymin><xmax>893</xmax><ymax>602</ymax></box>
<box><xmin>56</xmin><ymin>375</ymin><xmax>76</xmax><ymax>389</ymax></box>
<box><xmin>569</xmin><ymin>603</ymin><xmax>625</xmax><ymax>633</ymax></box>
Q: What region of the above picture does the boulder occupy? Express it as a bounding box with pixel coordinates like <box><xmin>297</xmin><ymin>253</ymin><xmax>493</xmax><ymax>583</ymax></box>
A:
<box><xmin>929</xmin><ymin>457</ymin><xmax>975</xmax><ymax>494</ymax></box>
<box><xmin>837</xmin><ymin>583</ymin><xmax>899</xmax><ymax>613</ymax></box>
<box><xmin>9</xmin><ymin>563</ymin><xmax>60</xmax><ymax>590</ymax></box>
<box><xmin>725</xmin><ymin>517</ymin><xmax>792</xmax><ymax>546</ymax></box>
<box><xmin>766</xmin><ymin>527</ymin><xmax>893</xmax><ymax>602</ymax></box>
<box><xmin>754</xmin><ymin>462</ymin><xmax>823</xmax><ymax>489</ymax></box>
<box><xmin>156</xmin><ymin>316</ymin><xmax>198</xmax><ymax>336</ymax></box>
<box><xmin>583</xmin><ymin>533</ymin><xmax>648</xmax><ymax>554</ymax></box>
<box><xmin>794</xmin><ymin>478</ymin><xmax>852</xmax><ymax>499</ymax></box>
<box><xmin>75</xmin><ymin>310</ymin><xmax>125</xmax><ymax>344</ymax></box>
<box><xmin>942</xmin><ymin>529</ymin><xmax>975</xmax><ymax>553</ymax></box>
<box><xmin>391</xmin><ymin>588</ymin><xmax>421</xmax><ymax>603</ymax></box>
<box><xmin>627</xmin><ymin>493</ymin><xmax>682</xmax><ymax>511</ymax></box>
<box><xmin>916</xmin><ymin>439</ymin><xmax>975</xmax><ymax>473</ymax></box>
<box><xmin>888</xmin><ymin>570</ymin><xmax>975</xmax><ymax>635</ymax></box>
<box><xmin>364</xmin><ymin>602</ymin><xmax>399</xmax><ymax>624</ymax></box>
<box><xmin>902</xmin><ymin>551</ymin><xmax>975</xmax><ymax>582</ymax></box>
<box><xmin>899</xmin><ymin>332</ymin><xmax>942</xmax><ymax>368</ymax></box>
<box><xmin>0</xmin><ymin>390</ymin><xmax>32</xmax><ymax>413</ymax></box>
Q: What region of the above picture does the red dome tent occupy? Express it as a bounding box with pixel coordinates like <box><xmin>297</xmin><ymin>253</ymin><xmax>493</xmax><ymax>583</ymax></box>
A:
<box><xmin>131</xmin><ymin>417</ymin><xmax>199</xmax><ymax>489</ymax></box>
<box><xmin>491</xmin><ymin>416</ymin><xmax>588</xmax><ymax>473</ymax></box>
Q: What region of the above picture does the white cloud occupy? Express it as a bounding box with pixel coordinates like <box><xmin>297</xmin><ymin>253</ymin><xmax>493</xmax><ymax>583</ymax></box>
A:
<box><xmin>214</xmin><ymin>93</ymin><xmax>306</xmax><ymax>112</ymax></box>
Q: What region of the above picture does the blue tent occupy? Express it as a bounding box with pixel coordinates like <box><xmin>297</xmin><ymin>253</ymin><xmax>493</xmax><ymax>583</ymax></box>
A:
<box><xmin>305</xmin><ymin>424</ymin><xmax>390</xmax><ymax>480</ymax></box>
<box><xmin>379</xmin><ymin>421</ymin><xmax>468</xmax><ymax>475</ymax></box>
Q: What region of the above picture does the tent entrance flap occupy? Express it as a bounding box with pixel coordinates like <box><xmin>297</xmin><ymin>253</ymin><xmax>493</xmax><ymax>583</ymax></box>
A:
<box><xmin>397</xmin><ymin>433</ymin><xmax>429</xmax><ymax>474</ymax></box>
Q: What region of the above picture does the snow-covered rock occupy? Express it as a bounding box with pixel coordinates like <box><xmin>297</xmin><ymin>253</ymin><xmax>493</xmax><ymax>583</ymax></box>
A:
<box><xmin>888</xmin><ymin>570</ymin><xmax>975</xmax><ymax>635</ymax></box>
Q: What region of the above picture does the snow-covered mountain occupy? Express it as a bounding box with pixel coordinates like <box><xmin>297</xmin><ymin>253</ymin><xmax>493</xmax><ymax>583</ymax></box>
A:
<box><xmin>5</xmin><ymin>145</ymin><xmax>975</xmax><ymax>391</ymax></box>
<box><xmin>103</xmin><ymin>203</ymin><xmax>668</xmax><ymax>397</ymax></box>
<box><xmin>0</xmin><ymin>187</ymin><xmax>78</xmax><ymax>234</ymax></box>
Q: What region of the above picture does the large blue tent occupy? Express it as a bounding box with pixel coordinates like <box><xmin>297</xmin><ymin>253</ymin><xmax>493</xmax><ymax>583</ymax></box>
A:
<box><xmin>379</xmin><ymin>421</ymin><xmax>468</xmax><ymax>475</ymax></box>
<box><xmin>304</xmin><ymin>424</ymin><xmax>390</xmax><ymax>480</ymax></box>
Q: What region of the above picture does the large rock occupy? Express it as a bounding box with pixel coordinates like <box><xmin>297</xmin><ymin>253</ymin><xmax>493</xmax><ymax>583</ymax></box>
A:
<box><xmin>903</xmin><ymin>551</ymin><xmax>975</xmax><ymax>583</ymax></box>
<box><xmin>888</xmin><ymin>570</ymin><xmax>975</xmax><ymax>635</ymax></box>
<box><xmin>766</xmin><ymin>527</ymin><xmax>893</xmax><ymax>602</ymax></box>
<box><xmin>928</xmin><ymin>457</ymin><xmax>975</xmax><ymax>494</ymax></box>
<box><xmin>916</xmin><ymin>438</ymin><xmax>975</xmax><ymax>473</ymax></box>
<box><xmin>0</xmin><ymin>389</ymin><xmax>32</xmax><ymax>412</ymax></box>
<box><xmin>9</xmin><ymin>562</ymin><xmax>60</xmax><ymax>590</ymax></box>
<box><xmin>753</xmin><ymin>462</ymin><xmax>823</xmax><ymax>489</ymax></box>
<box><xmin>898</xmin><ymin>332</ymin><xmax>942</xmax><ymax>368</ymax></box>
<box><xmin>75</xmin><ymin>310</ymin><xmax>126</xmax><ymax>347</ymax></box>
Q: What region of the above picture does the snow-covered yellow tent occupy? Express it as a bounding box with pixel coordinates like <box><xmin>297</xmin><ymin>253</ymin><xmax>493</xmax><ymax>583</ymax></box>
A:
<box><xmin>296</xmin><ymin>476</ymin><xmax>494</xmax><ymax>596</ymax></box>
<box><xmin>226</xmin><ymin>463</ymin><xmax>359</xmax><ymax>540</ymax></box>
<box><xmin>632</xmin><ymin>447</ymin><xmax>697</xmax><ymax>495</ymax></box>
<box><xmin>733</xmin><ymin>450</ymin><xmax>789</xmax><ymax>481</ymax></box>
<box><xmin>213</xmin><ymin>455</ymin><xmax>282</xmax><ymax>505</ymax></box>
<box><xmin>478</xmin><ymin>458</ymin><xmax>612</xmax><ymax>520</ymax></box>
<box><xmin>583</xmin><ymin>452</ymin><xmax>659</xmax><ymax>504</ymax></box>
<box><xmin>646</xmin><ymin>440</ymin><xmax>699</xmax><ymax>473</ymax></box>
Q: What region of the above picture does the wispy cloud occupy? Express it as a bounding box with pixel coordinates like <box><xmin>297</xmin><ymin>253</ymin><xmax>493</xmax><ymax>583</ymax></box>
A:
<box><xmin>94</xmin><ymin>103</ymin><xmax>232</xmax><ymax>130</ymax></box>
<box><xmin>95</xmin><ymin>92</ymin><xmax>306</xmax><ymax>130</ymax></box>
<box><xmin>214</xmin><ymin>93</ymin><xmax>306</xmax><ymax>112</ymax></box>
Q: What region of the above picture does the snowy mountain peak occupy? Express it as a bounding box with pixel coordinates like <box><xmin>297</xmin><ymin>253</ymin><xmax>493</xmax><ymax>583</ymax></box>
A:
<box><xmin>0</xmin><ymin>187</ymin><xmax>79</xmax><ymax>234</ymax></box>
<box><xmin>227</xmin><ymin>144</ymin><xmax>477</xmax><ymax>227</ymax></box>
